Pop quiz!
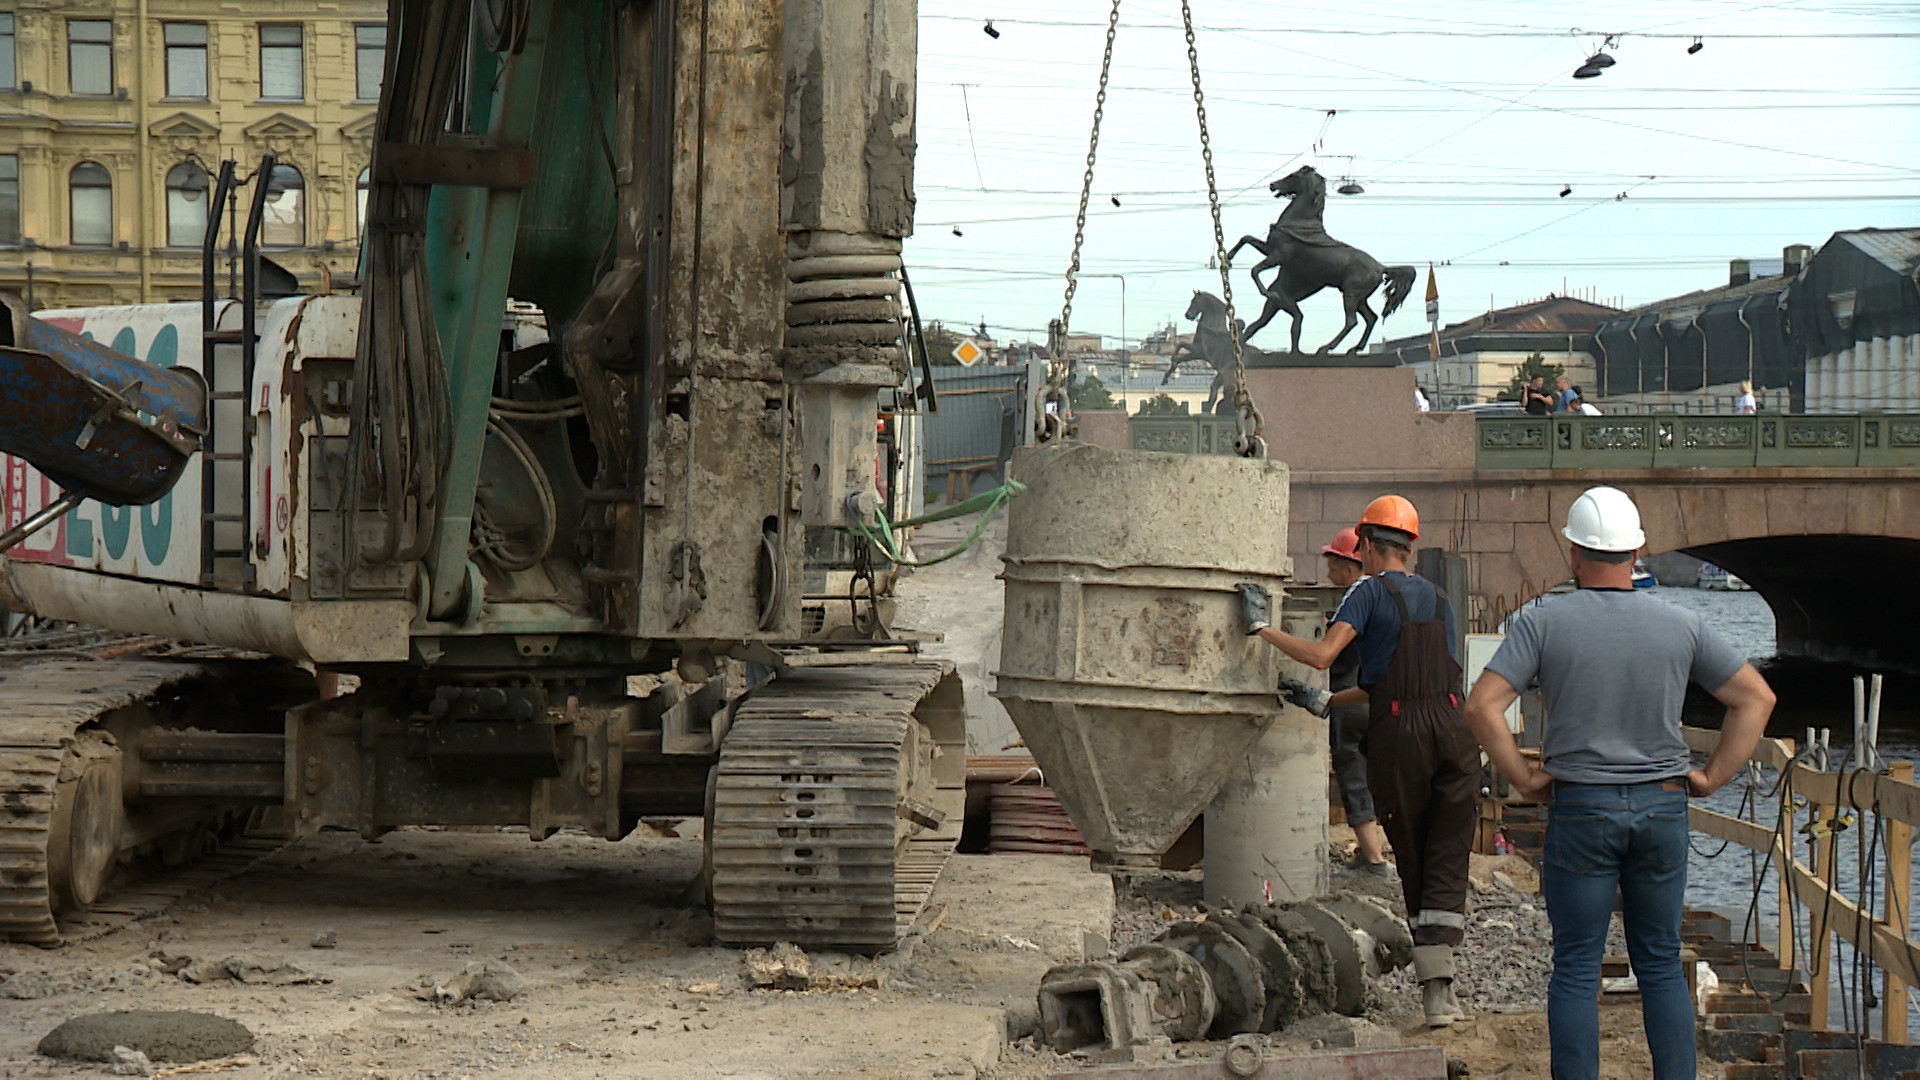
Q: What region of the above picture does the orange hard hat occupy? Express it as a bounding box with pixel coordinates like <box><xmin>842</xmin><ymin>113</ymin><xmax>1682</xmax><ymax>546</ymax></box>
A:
<box><xmin>1321</xmin><ymin>527</ymin><xmax>1362</xmax><ymax>564</ymax></box>
<box><xmin>1357</xmin><ymin>495</ymin><xmax>1420</xmax><ymax>542</ymax></box>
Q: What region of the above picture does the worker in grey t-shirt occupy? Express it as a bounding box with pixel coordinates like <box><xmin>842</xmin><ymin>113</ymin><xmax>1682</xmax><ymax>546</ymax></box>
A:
<box><xmin>1464</xmin><ymin>486</ymin><xmax>1776</xmax><ymax>1080</ymax></box>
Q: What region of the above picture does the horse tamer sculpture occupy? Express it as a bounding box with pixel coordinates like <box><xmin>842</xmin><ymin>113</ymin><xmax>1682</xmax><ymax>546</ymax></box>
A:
<box><xmin>1226</xmin><ymin>165</ymin><xmax>1417</xmax><ymax>355</ymax></box>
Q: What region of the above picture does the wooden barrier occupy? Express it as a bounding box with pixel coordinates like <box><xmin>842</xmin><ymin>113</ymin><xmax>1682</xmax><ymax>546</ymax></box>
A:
<box><xmin>1683</xmin><ymin>726</ymin><xmax>1919</xmax><ymax>1042</ymax></box>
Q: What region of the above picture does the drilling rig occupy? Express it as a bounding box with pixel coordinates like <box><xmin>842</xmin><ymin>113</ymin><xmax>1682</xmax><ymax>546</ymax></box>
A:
<box><xmin>0</xmin><ymin>0</ymin><xmax>963</xmax><ymax>952</ymax></box>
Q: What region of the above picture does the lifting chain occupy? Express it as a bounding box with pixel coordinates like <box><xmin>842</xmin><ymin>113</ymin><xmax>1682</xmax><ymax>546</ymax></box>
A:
<box><xmin>1046</xmin><ymin>0</ymin><xmax>1265</xmax><ymax>457</ymax></box>
<box><xmin>1041</xmin><ymin>0</ymin><xmax>1123</xmax><ymax>444</ymax></box>
<box><xmin>1179</xmin><ymin>0</ymin><xmax>1264</xmax><ymax>458</ymax></box>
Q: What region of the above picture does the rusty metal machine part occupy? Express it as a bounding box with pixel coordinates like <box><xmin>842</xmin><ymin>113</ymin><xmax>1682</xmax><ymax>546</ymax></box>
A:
<box><xmin>1038</xmin><ymin>895</ymin><xmax>1410</xmax><ymax>1053</ymax></box>
<box><xmin>1038</xmin><ymin>943</ymin><xmax>1216</xmax><ymax>1052</ymax></box>
<box><xmin>995</xmin><ymin>444</ymin><xmax>1292</xmax><ymax>867</ymax></box>
<box><xmin>0</xmin><ymin>654</ymin><xmax>967</xmax><ymax>953</ymax></box>
<box><xmin>710</xmin><ymin>660</ymin><xmax>964</xmax><ymax>950</ymax></box>
<box><xmin>0</xmin><ymin>659</ymin><xmax>275</xmax><ymax>944</ymax></box>
<box><xmin>0</xmin><ymin>0</ymin><xmax>960</xmax><ymax>955</ymax></box>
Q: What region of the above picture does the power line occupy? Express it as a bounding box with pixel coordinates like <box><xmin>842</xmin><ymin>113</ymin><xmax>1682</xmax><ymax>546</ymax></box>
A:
<box><xmin>920</xmin><ymin>13</ymin><xmax>1920</xmax><ymax>38</ymax></box>
<box><xmin>922</xmin><ymin>192</ymin><xmax>1916</xmax><ymax>228</ymax></box>
<box><xmin>957</xmin><ymin>84</ymin><xmax>988</xmax><ymax>190</ymax></box>
<box><xmin>1182</xmin><ymin>18</ymin><xmax>1920</xmax><ymax>174</ymax></box>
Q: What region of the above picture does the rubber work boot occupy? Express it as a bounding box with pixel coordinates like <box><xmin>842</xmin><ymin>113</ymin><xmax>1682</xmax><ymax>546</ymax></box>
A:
<box><xmin>1413</xmin><ymin>944</ymin><xmax>1471</xmax><ymax>1028</ymax></box>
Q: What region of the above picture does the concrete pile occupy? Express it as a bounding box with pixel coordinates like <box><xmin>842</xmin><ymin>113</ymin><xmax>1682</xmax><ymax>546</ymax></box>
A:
<box><xmin>1036</xmin><ymin>893</ymin><xmax>1411</xmax><ymax>1053</ymax></box>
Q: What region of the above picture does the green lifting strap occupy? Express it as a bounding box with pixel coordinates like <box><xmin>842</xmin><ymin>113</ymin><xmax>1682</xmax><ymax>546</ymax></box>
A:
<box><xmin>846</xmin><ymin>480</ymin><xmax>1026</xmax><ymax>569</ymax></box>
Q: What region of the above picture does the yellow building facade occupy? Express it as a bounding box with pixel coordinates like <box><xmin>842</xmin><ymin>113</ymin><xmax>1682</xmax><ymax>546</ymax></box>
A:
<box><xmin>0</xmin><ymin>0</ymin><xmax>385</xmax><ymax>309</ymax></box>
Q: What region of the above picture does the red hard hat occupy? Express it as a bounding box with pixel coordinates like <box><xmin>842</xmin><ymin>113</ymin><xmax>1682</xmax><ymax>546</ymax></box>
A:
<box><xmin>1357</xmin><ymin>494</ymin><xmax>1420</xmax><ymax>542</ymax></box>
<box><xmin>1321</xmin><ymin>527</ymin><xmax>1362</xmax><ymax>564</ymax></box>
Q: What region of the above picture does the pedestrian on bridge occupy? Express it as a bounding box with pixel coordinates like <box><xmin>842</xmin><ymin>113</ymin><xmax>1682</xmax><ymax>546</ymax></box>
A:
<box><xmin>1245</xmin><ymin>495</ymin><xmax>1477</xmax><ymax>1029</ymax></box>
<box><xmin>1464</xmin><ymin>485</ymin><xmax>1776</xmax><ymax>1080</ymax></box>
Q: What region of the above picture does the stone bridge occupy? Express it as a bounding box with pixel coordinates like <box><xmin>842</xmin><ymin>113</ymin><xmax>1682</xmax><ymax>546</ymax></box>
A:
<box><xmin>1075</xmin><ymin>364</ymin><xmax>1920</xmax><ymax>670</ymax></box>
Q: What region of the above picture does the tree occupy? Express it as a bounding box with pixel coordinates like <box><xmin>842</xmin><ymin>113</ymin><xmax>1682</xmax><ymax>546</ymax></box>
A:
<box><xmin>1135</xmin><ymin>393</ymin><xmax>1188</xmax><ymax>416</ymax></box>
<box><xmin>1497</xmin><ymin>352</ymin><xmax>1565</xmax><ymax>402</ymax></box>
<box><xmin>1070</xmin><ymin>373</ymin><xmax>1117</xmax><ymax>411</ymax></box>
<box><xmin>922</xmin><ymin>320</ymin><xmax>967</xmax><ymax>364</ymax></box>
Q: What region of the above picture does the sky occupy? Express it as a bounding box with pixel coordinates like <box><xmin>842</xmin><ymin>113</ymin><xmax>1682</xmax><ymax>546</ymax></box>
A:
<box><xmin>900</xmin><ymin>0</ymin><xmax>1920</xmax><ymax>355</ymax></box>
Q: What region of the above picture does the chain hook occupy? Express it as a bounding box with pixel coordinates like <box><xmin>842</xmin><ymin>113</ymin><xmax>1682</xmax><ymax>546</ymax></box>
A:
<box><xmin>1179</xmin><ymin>0</ymin><xmax>1263</xmax><ymax>457</ymax></box>
<box><xmin>1041</xmin><ymin>0</ymin><xmax>1123</xmax><ymax>443</ymax></box>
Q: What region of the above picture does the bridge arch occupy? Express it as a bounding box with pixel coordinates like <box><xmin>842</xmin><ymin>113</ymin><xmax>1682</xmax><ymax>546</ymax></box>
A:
<box><xmin>1285</xmin><ymin>470</ymin><xmax>1920</xmax><ymax>671</ymax></box>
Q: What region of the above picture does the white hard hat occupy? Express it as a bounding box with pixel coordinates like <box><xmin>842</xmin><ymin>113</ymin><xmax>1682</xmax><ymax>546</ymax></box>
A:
<box><xmin>1563</xmin><ymin>486</ymin><xmax>1646</xmax><ymax>552</ymax></box>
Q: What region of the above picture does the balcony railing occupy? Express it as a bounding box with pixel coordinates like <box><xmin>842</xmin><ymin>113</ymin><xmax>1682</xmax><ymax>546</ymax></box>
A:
<box><xmin>1477</xmin><ymin>413</ymin><xmax>1920</xmax><ymax>469</ymax></box>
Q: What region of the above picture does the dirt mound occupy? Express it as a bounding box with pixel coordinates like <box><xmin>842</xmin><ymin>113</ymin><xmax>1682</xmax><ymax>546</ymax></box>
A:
<box><xmin>36</xmin><ymin>1010</ymin><xmax>254</xmax><ymax>1063</ymax></box>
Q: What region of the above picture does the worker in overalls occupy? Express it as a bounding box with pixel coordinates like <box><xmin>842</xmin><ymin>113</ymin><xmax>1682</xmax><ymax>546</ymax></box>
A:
<box><xmin>1246</xmin><ymin>495</ymin><xmax>1477</xmax><ymax>1028</ymax></box>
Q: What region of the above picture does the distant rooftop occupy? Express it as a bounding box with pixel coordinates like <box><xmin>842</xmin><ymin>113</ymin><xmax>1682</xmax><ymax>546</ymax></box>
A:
<box><xmin>1836</xmin><ymin>227</ymin><xmax>1920</xmax><ymax>277</ymax></box>
<box><xmin>1374</xmin><ymin>294</ymin><xmax>1622</xmax><ymax>357</ymax></box>
<box><xmin>1435</xmin><ymin>294</ymin><xmax>1623</xmax><ymax>336</ymax></box>
<box><xmin>1617</xmin><ymin>272</ymin><xmax>1794</xmax><ymax>318</ymax></box>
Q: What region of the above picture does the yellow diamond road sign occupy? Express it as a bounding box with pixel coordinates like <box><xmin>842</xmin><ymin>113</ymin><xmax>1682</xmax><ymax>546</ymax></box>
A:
<box><xmin>952</xmin><ymin>340</ymin><xmax>984</xmax><ymax>367</ymax></box>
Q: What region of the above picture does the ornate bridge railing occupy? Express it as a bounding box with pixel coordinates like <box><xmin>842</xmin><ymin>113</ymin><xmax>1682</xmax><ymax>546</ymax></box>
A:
<box><xmin>1476</xmin><ymin>413</ymin><xmax>1920</xmax><ymax>470</ymax></box>
<box><xmin>1128</xmin><ymin>415</ymin><xmax>1239</xmax><ymax>456</ymax></box>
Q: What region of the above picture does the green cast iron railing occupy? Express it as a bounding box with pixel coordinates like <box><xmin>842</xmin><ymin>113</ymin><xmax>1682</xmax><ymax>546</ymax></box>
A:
<box><xmin>1476</xmin><ymin>414</ymin><xmax>1920</xmax><ymax>469</ymax></box>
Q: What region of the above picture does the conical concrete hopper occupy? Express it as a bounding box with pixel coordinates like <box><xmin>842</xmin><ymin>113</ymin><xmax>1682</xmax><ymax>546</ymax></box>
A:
<box><xmin>994</xmin><ymin>444</ymin><xmax>1292</xmax><ymax>867</ymax></box>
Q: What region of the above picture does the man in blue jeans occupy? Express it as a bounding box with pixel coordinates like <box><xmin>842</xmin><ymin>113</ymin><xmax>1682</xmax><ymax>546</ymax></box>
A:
<box><xmin>1463</xmin><ymin>486</ymin><xmax>1776</xmax><ymax>1080</ymax></box>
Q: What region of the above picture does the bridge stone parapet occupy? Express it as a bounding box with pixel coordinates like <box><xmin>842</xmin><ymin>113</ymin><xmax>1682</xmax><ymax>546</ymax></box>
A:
<box><xmin>1080</xmin><ymin>364</ymin><xmax>1920</xmax><ymax>669</ymax></box>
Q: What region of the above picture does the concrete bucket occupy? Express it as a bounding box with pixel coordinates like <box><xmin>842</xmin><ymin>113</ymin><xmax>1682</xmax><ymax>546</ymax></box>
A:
<box><xmin>994</xmin><ymin>444</ymin><xmax>1291</xmax><ymax>867</ymax></box>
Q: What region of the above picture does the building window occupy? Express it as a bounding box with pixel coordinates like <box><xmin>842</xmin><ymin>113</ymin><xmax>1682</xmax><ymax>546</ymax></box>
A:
<box><xmin>164</xmin><ymin>23</ymin><xmax>207</xmax><ymax>98</ymax></box>
<box><xmin>259</xmin><ymin>24</ymin><xmax>303</xmax><ymax>101</ymax></box>
<box><xmin>261</xmin><ymin>164</ymin><xmax>303</xmax><ymax>247</ymax></box>
<box><xmin>70</xmin><ymin>161</ymin><xmax>112</xmax><ymax>246</ymax></box>
<box><xmin>355</xmin><ymin>166</ymin><xmax>370</xmax><ymax>238</ymax></box>
<box><xmin>0</xmin><ymin>15</ymin><xmax>17</xmax><ymax>90</ymax></box>
<box><xmin>355</xmin><ymin>25</ymin><xmax>385</xmax><ymax>102</ymax></box>
<box><xmin>68</xmin><ymin>20</ymin><xmax>113</xmax><ymax>96</ymax></box>
<box><xmin>0</xmin><ymin>155</ymin><xmax>18</xmax><ymax>245</ymax></box>
<box><xmin>166</xmin><ymin>162</ymin><xmax>209</xmax><ymax>247</ymax></box>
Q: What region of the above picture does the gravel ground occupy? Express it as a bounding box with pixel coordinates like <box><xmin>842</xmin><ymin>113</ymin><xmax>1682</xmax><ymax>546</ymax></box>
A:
<box><xmin>1106</xmin><ymin>842</ymin><xmax>1633</xmax><ymax>1019</ymax></box>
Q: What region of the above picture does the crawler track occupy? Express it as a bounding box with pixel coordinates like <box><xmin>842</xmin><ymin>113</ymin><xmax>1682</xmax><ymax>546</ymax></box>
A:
<box><xmin>709</xmin><ymin>659</ymin><xmax>963</xmax><ymax>951</ymax></box>
<box><xmin>0</xmin><ymin>659</ymin><xmax>214</xmax><ymax>944</ymax></box>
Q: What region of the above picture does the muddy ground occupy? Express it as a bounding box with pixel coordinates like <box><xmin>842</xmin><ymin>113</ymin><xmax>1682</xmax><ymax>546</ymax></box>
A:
<box><xmin>1</xmin><ymin>829</ymin><xmax>1054</xmax><ymax>1079</ymax></box>
<box><xmin>1</xmin><ymin>506</ymin><xmax>1701</xmax><ymax>1078</ymax></box>
<box><xmin>0</xmin><ymin>825</ymin><xmax>1686</xmax><ymax>1080</ymax></box>
<box><xmin>0</xmin><ymin>824</ymin><xmax>1699</xmax><ymax>1079</ymax></box>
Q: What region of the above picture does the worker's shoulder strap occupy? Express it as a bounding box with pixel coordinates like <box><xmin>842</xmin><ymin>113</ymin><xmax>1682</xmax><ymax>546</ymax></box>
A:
<box><xmin>1379</xmin><ymin>572</ymin><xmax>1448</xmax><ymax>624</ymax></box>
<box><xmin>1379</xmin><ymin>572</ymin><xmax>1411</xmax><ymax>622</ymax></box>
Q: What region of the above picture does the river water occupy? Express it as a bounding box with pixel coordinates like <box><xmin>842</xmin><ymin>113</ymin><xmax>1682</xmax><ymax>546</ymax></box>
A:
<box><xmin>1635</xmin><ymin>586</ymin><xmax>1917</xmax><ymax>1031</ymax></box>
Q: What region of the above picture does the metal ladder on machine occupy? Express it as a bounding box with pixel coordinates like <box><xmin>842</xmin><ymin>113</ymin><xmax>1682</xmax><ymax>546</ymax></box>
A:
<box><xmin>197</xmin><ymin>155</ymin><xmax>273</xmax><ymax>590</ymax></box>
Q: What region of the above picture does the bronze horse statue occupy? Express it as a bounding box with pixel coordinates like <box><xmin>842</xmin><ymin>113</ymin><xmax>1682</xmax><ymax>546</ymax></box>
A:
<box><xmin>1226</xmin><ymin>165</ymin><xmax>1416</xmax><ymax>355</ymax></box>
<box><xmin>1163</xmin><ymin>290</ymin><xmax>1247</xmax><ymax>414</ymax></box>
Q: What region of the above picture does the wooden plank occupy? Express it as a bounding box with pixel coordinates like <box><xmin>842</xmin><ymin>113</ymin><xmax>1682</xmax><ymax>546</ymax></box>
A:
<box><xmin>1690</xmin><ymin>806</ymin><xmax>1775</xmax><ymax>852</ymax></box>
<box><xmin>1886</xmin><ymin>762</ymin><xmax>1913</xmax><ymax>1045</ymax></box>
<box><xmin>1808</xmin><ymin>796</ymin><xmax>1836</xmax><ymax>1031</ymax></box>
<box><xmin>1682</xmin><ymin>725</ymin><xmax>1794</xmax><ymax>772</ymax></box>
<box><xmin>1787</xmin><ymin>765</ymin><xmax>1920</xmax><ymax>829</ymax></box>
<box><xmin>1775</xmin><ymin>829</ymin><xmax>1920</xmax><ymax>1002</ymax></box>
<box><xmin>1778</xmin><ymin>820</ymin><xmax>1796</xmax><ymax>973</ymax></box>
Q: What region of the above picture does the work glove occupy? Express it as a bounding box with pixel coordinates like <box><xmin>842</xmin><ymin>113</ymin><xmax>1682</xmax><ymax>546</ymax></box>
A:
<box><xmin>1279</xmin><ymin>677</ymin><xmax>1333</xmax><ymax>718</ymax></box>
<box><xmin>1237</xmin><ymin>583</ymin><xmax>1271</xmax><ymax>635</ymax></box>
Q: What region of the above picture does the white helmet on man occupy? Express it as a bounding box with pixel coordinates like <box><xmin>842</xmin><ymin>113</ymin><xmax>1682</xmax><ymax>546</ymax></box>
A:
<box><xmin>1562</xmin><ymin>485</ymin><xmax>1646</xmax><ymax>552</ymax></box>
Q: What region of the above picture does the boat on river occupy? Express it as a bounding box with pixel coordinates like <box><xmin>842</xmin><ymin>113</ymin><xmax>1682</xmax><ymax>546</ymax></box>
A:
<box><xmin>1697</xmin><ymin>563</ymin><xmax>1751</xmax><ymax>591</ymax></box>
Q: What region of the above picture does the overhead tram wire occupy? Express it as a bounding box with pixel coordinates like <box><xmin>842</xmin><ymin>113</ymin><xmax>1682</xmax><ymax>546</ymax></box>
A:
<box><xmin>917</xmin><ymin>13</ymin><xmax>1920</xmax><ymax>39</ymax></box>
<box><xmin>1140</xmin><ymin>13</ymin><xmax>1920</xmax><ymax>175</ymax></box>
<box><xmin>908</xmin><ymin>191</ymin><xmax>1911</xmax><ymax>230</ymax></box>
